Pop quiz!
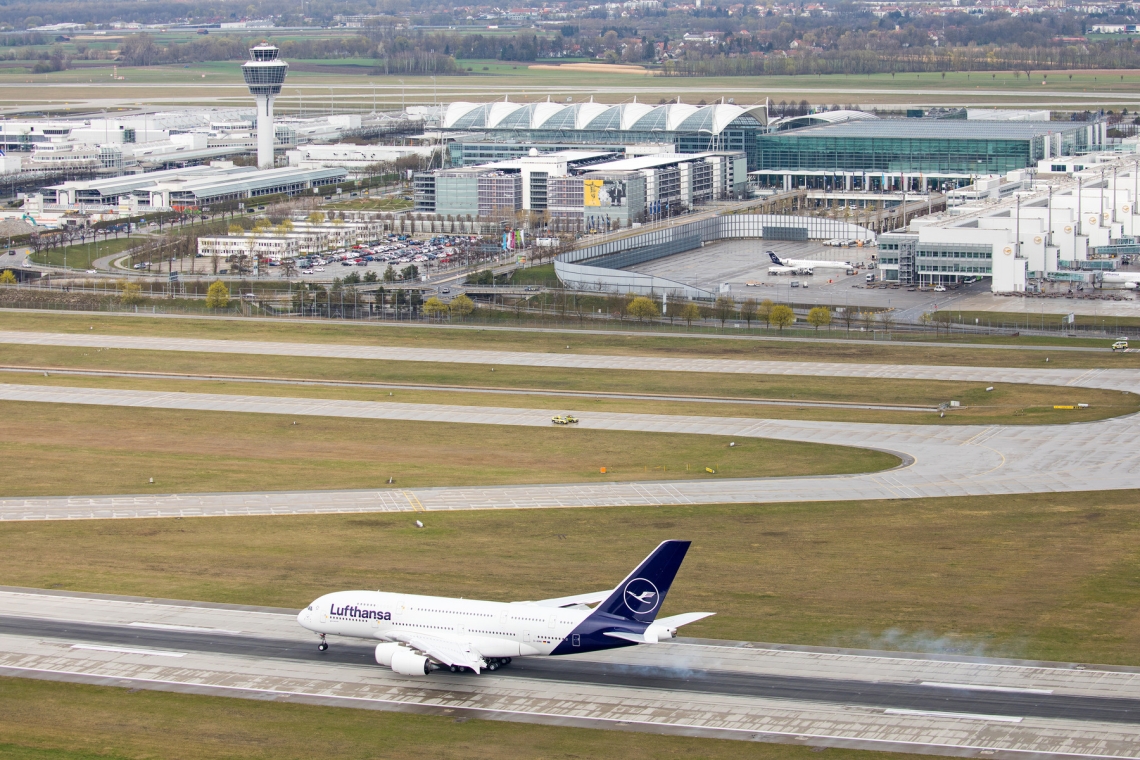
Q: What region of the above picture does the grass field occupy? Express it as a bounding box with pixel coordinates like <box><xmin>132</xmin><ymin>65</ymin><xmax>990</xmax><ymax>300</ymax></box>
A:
<box><xmin>4</xmin><ymin>489</ymin><xmax>1140</xmax><ymax>665</ymax></box>
<box><xmin>934</xmin><ymin>309</ymin><xmax>1140</xmax><ymax>331</ymax></box>
<box><xmin>0</xmin><ymin>401</ymin><xmax>895</xmax><ymax>497</ymax></box>
<box><xmin>1</xmin><ymin>311</ymin><xmax>1138</xmax><ymax>369</ymax></box>
<box><xmin>4</xmin><ymin>363</ymin><xmax>1134</xmax><ymax>426</ymax></box>
<box><xmin>0</xmin><ymin>678</ymin><xmax>923</xmax><ymax>760</ymax></box>
<box><xmin>4</xmin><ymin>66</ymin><xmax>1140</xmax><ymax>112</ymax></box>
<box><xmin>27</xmin><ymin>237</ymin><xmax>139</xmax><ymax>269</ymax></box>
<box><xmin>509</xmin><ymin>263</ymin><xmax>561</xmax><ymax>287</ymax></box>
<box><xmin>324</xmin><ymin>197</ymin><xmax>413</xmax><ymax>212</ymax></box>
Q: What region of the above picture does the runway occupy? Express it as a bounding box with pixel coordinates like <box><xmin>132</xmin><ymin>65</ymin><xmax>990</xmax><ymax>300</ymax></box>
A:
<box><xmin>3</xmin><ymin>587</ymin><xmax>1139</xmax><ymax>757</ymax></box>
<box><xmin>2</xmin><ymin>329</ymin><xmax>1140</xmax><ymax>392</ymax></box>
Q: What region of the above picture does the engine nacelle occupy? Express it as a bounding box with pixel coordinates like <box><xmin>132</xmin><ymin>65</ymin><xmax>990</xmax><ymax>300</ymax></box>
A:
<box><xmin>643</xmin><ymin>625</ymin><xmax>675</xmax><ymax>644</ymax></box>
<box><xmin>391</xmin><ymin>647</ymin><xmax>432</xmax><ymax>676</ymax></box>
<box><xmin>375</xmin><ymin>642</ymin><xmax>403</xmax><ymax>668</ymax></box>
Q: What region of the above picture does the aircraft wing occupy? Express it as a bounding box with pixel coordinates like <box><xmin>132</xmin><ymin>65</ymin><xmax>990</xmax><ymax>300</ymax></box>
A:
<box><xmin>529</xmin><ymin>590</ymin><xmax>611</xmax><ymax>609</ymax></box>
<box><xmin>390</xmin><ymin>631</ymin><xmax>487</xmax><ymax>673</ymax></box>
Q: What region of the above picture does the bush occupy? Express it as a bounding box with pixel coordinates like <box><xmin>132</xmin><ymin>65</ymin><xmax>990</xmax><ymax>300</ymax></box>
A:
<box><xmin>205</xmin><ymin>280</ymin><xmax>230</xmax><ymax>309</ymax></box>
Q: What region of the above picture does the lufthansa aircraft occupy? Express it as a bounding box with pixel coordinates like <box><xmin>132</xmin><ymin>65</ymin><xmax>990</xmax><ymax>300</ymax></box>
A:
<box><xmin>769</xmin><ymin>251</ymin><xmax>854</xmax><ymax>271</ymax></box>
<box><xmin>297</xmin><ymin>540</ymin><xmax>712</xmax><ymax>676</ymax></box>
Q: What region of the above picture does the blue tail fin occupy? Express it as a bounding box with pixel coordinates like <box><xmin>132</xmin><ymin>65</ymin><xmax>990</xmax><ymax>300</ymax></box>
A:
<box><xmin>768</xmin><ymin>251</ymin><xmax>782</xmax><ymax>265</ymax></box>
<box><xmin>592</xmin><ymin>540</ymin><xmax>691</xmax><ymax>624</ymax></box>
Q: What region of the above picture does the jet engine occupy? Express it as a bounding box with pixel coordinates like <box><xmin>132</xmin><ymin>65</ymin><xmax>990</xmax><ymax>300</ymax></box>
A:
<box><xmin>391</xmin><ymin>647</ymin><xmax>433</xmax><ymax>676</ymax></box>
<box><xmin>374</xmin><ymin>642</ymin><xmax>402</xmax><ymax>667</ymax></box>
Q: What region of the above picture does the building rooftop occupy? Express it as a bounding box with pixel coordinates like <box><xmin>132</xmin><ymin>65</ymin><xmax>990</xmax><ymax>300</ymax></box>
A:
<box><xmin>582</xmin><ymin>151</ymin><xmax>728</xmax><ymax>172</ymax></box>
<box><xmin>777</xmin><ymin>120</ymin><xmax>1083</xmax><ymax>140</ymax></box>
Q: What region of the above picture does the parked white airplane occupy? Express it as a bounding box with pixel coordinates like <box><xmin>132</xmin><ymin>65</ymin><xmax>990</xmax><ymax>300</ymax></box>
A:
<box><xmin>297</xmin><ymin>540</ymin><xmax>712</xmax><ymax>676</ymax></box>
<box><xmin>1100</xmin><ymin>272</ymin><xmax>1140</xmax><ymax>288</ymax></box>
<box><xmin>769</xmin><ymin>251</ymin><xmax>853</xmax><ymax>270</ymax></box>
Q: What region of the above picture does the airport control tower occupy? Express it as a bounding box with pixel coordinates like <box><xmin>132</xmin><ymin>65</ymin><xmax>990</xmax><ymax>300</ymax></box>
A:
<box><xmin>241</xmin><ymin>43</ymin><xmax>288</xmax><ymax>169</ymax></box>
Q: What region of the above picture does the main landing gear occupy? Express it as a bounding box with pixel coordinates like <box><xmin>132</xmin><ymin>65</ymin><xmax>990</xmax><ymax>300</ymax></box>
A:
<box><xmin>485</xmin><ymin>657</ymin><xmax>512</xmax><ymax>671</ymax></box>
<box><xmin>317</xmin><ymin>634</ymin><xmax>328</xmax><ymax>652</ymax></box>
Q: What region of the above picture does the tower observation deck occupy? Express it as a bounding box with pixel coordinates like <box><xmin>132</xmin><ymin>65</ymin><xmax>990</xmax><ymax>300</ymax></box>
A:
<box><xmin>241</xmin><ymin>43</ymin><xmax>289</xmax><ymax>169</ymax></box>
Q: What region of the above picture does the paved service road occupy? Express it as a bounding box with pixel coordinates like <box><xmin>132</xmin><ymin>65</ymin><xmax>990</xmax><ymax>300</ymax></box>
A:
<box><xmin>1</xmin><ymin>330</ymin><xmax>1139</xmax><ymax>392</ymax></box>
<box><xmin>2</xmin><ymin>588</ymin><xmax>1138</xmax><ymax>757</ymax></box>
<box><xmin>0</xmin><ymin>381</ymin><xmax>1136</xmax><ymax>521</ymax></box>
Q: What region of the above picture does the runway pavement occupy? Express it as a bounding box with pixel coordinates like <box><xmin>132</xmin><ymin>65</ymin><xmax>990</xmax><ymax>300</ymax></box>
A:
<box><xmin>2</xmin><ymin>329</ymin><xmax>1139</xmax><ymax>392</ymax></box>
<box><xmin>2</xmin><ymin>587</ymin><xmax>1138</xmax><ymax>757</ymax></box>
<box><xmin>0</xmin><ymin>380</ymin><xmax>1136</xmax><ymax>520</ymax></box>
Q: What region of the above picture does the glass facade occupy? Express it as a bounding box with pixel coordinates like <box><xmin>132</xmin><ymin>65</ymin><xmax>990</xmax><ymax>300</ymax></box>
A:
<box><xmin>758</xmin><ymin>121</ymin><xmax>1089</xmax><ymax>175</ymax></box>
<box><xmin>443</xmin><ymin>116</ymin><xmax>763</xmax><ymax>171</ymax></box>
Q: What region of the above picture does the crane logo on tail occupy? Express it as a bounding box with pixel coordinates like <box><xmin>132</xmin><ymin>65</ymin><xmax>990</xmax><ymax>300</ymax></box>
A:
<box><xmin>623</xmin><ymin>578</ymin><xmax>660</xmax><ymax>615</ymax></box>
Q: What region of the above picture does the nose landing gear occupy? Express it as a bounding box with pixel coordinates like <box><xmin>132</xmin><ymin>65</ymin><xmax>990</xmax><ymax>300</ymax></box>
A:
<box><xmin>317</xmin><ymin>634</ymin><xmax>328</xmax><ymax>652</ymax></box>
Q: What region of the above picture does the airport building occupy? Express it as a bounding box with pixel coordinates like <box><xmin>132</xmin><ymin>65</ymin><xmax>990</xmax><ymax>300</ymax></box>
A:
<box><xmin>413</xmin><ymin>149</ymin><xmax>747</xmax><ymax>228</ymax></box>
<box><xmin>751</xmin><ymin>119</ymin><xmax>1101</xmax><ymax>193</ymax></box>
<box><xmin>439</xmin><ymin>100</ymin><xmax>767</xmax><ymax>171</ymax></box>
<box><xmin>38</xmin><ymin>163</ymin><xmax>346</xmax><ymax>216</ymax></box>
<box><xmin>876</xmin><ymin>153</ymin><xmax>1140</xmax><ymax>291</ymax></box>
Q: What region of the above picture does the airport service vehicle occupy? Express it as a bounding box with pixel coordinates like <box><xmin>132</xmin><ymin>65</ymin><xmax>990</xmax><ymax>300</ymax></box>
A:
<box><xmin>865</xmin><ymin>273</ymin><xmax>876</xmax><ymax>284</ymax></box>
<box><xmin>1113</xmin><ymin>340</ymin><xmax>1129</xmax><ymax>351</ymax></box>
<box><xmin>790</xmin><ymin>280</ymin><xmax>800</xmax><ymax>288</ymax></box>
<box><xmin>298</xmin><ymin>540</ymin><xmax>712</xmax><ymax>675</ymax></box>
<box><xmin>769</xmin><ymin>251</ymin><xmax>854</xmax><ymax>271</ymax></box>
<box><xmin>934</xmin><ymin>284</ymin><xmax>946</xmax><ymax>292</ymax></box>
<box><xmin>551</xmin><ymin>414</ymin><xmax>578</xmax><ymax>424</ymax></box>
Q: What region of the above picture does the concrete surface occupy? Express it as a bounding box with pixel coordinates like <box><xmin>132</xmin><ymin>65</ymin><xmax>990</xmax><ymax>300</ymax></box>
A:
<box><xmin>1</xmin><ymin>587</ymin><xmax>1138</xmax><ymax>758</ymax></box>
<box><xmin>0</xmin><ymin>380</ymin><xmax>1136</xmax><ymax>520</ymax></box>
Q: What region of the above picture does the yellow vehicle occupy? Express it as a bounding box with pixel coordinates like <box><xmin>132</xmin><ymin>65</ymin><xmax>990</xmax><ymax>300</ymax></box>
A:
<box><xmin>1112</xmin><ymin>340</ymin><xmax>1129</xmax><ymax>352</ymax></box>
<box><xmin>551</xmin><ymin>414</ymin><xmax>579</xmax><ymax>425</ymax></box>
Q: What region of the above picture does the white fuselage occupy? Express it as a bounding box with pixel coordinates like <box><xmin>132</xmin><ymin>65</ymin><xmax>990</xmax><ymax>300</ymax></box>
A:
<box><xmin>779</xmin><ymin>258</ymin><xmax>852</xmax><ymax>270</ymax></box>
<box><xmin>298</xmin><ymin>590</ymin><xmax>592</xmax><ymax>657</ymax></box>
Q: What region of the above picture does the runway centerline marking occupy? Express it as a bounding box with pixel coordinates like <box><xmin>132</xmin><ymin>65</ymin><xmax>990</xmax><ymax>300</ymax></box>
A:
<box><xmin>921</xmin><ymin>681</ymin><xmax>1054</xmax><ymax>695</ymax></box>
<box><xmin>885</xmin><ymin>708</ymin><xmax>1023</xmax><ymax>723</ymax></box>
<box><xmin>70</xmin><ymin>644</ymin><xmax>186</xmax><ymax>657</ymax></box>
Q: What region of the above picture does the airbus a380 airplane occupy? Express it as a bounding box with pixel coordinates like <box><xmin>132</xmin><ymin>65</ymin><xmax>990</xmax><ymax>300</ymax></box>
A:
<box><xmin>769</xmin><ymin>251</ymin><xmax>854</xmax><ymax>271</ymax></box>
<box><xmin>297</xmin><ymin>540</ymin><xmax>712</xmax><ymax>676</ymax></box>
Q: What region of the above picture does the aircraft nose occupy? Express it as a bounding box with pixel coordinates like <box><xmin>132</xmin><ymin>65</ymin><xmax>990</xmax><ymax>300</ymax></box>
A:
<box><xmin>297</xmin><ymin>607</ymin><xmax>312</xmax><ymax>629</ymax></box>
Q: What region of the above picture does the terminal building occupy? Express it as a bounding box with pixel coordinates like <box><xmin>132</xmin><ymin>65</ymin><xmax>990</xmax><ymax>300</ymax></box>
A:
<box><xmin>439</xmin><ymin>100</ymin><xmax>767</xmax><ymax>171</ymax></box>
<box><xmin>413</xmin><ymin>149</ymin><xmax>747</xmax><ymax>229</ymax></box>
<box><xmin>36</xmin><ymin>163</ymin><xmax>346</xmax><ymax>218</ymax></box>
<box><xmin>751</xmin><ymin>119</ymin><xmax>1101</xmax><ymax>193</ymax></box>
<box><xmin>875</xmin><ymin>153</ymin><xmax>1140</xmax><ymax>292</ymax></box>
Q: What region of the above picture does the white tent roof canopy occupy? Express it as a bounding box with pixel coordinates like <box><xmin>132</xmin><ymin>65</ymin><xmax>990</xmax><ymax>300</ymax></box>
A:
<box><xmin>442</xmin><ymin>100</ymin><xmax>774</xmax><ymax>136</ymax></box>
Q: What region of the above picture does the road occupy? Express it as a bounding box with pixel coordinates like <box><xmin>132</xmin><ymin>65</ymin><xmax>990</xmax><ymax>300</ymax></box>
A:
<box><xmin>2</xmin><ymin>587</ymin><xmax>1138</xmax><ymax>757</ymax></box>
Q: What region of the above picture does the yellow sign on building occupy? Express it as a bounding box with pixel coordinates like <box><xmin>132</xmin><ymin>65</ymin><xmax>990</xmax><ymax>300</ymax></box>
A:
<box><xmin>583</xmin><ymin>179</ymin><xmax>603</xmax><ymax>207</ymax></box>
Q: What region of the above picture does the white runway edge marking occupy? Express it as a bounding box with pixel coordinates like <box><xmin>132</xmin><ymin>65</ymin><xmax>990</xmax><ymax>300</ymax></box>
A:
<box><xmin>885</xmin><ymin>708</ymin><xmax>1023</xmax><ymax>723</ymax></box>
<box><xmin>70</xmin><ymin>644</ymin><xmax>186</xmax><ymax>658</ymax></box>
<box><xmin>921</xmin><ymin>681</ymin><xmax>1054</xmax><ymax>695</ymax></box>
<box><xmin>5</xmin><ymin>664</ymin><xmax>1120</xmax><ymax>760</ymax></box>
<box><xmin>128</xmin><ymin>622</ymin><xmax>242</xmax><ymax>635</ymax></box>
